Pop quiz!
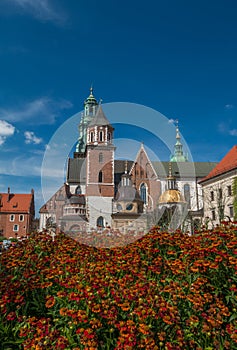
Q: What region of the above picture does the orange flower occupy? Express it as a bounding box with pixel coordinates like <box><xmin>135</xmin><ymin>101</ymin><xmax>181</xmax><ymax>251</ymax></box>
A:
<box><xmin>59</xmin><ymin>307</ymin><xmax>68</xmax><ymax>316</ymax></box>
<box><xmin>139</xmin><ymin>323</ymin><xmax>151</xmax><ymax>335</ymax></box>
<box><xmin>91</xmin><ymin>304</ymin><xmax>102</xmax><ymax>313</ymax></box>
<box><xmin>45</xmin><ymin>296</ymin><xmax>55</xmax><ymax>308</ymax></box>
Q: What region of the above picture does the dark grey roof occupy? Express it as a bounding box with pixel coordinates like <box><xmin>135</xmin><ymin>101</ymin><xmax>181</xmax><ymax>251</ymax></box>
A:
<box><xmin>152</xmin><ymin>161</ymin><xmax>217</xmax><ymax>179</ymax></box>
<box><xmin>67</xmin><ymin>158</ymin><xmax>86</xmax><ymax>184</ymax></box>
<box><xmin>89</xmin><ymin>105</ymin><xmax>111</xmax><ymax>127</ymax></box>
<box><xmin>115</xmin><ymin>185</ymin><xmax>142</xmax><ymax>202</ymax></box>
<box><xmin>67</xmin><ymin>195</ymin><xmax>85</xmax><ymax>205</ymax></box>
<box><xmin>67</xmin><ymin>157</ymin><xmax>217</xmax><ymax>184</ymax></box>
<box><xmin>114</xmin><ymin>160</ymin><xmax>133</xmax><ymax>174</ymax></box>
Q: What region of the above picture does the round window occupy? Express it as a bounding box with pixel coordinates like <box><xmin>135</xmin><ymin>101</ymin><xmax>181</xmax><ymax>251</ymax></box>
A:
<box><xmin>126</xmin><ymin>203</ymin><xmax>133</xmax><ymax>211</ymax></box>
<box><xmin>117</xmin><ymin>204</ymin><xmax>122</xmax><ymax>211</ymax></box>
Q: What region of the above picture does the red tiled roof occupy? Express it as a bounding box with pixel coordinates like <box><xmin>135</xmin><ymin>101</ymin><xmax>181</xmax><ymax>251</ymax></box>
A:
<box><xmin>0</xmin><ymin>193</ymin><xmax>34</xmax><ymax>213</ymax></box>
<box><xmin>200</xmin><ymin>145</ymin><xmax>237</xmax><ymax>182</ymax></box>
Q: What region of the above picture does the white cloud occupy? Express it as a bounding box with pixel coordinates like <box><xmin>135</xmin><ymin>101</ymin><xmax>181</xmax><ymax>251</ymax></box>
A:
<box><xmin>0</xmin><ymin>120</ymin><xmax>15</xmax><ymax>145</ymax></box>
<box><xmin>225</xmin><ymin>104</ymin><xmax>234</xmax><ymax>110</ymax></box>
<box><xmin>229</xmin><ymin>129</ymin><xmax>237</xmax><ymax>136</ymax></box>
<box><xmin>0</xmin><ymin>154</ymin><xmax>65</xmax><ymax>179</ymax></box>
<box><xmin>6</xmin><ymin>0</ymin><xmax>67</xmax><ymax>24</ymax></box>
<box><xmin>218</xmin><ymin>122</ymin><xmax>237</xmax><ymax>137</ymax></box>
<box><xmin>0</xmin><ymin>97</ymin><xmax>73</xmax><ymax>125</ymax></box>
<box><xmin>24</xmin><ymin>131</ymin><xmax>43</xmax><ymax>144</ymax></box>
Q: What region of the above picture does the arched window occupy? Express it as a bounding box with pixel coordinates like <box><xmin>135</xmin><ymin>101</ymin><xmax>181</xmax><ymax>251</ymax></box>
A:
<box><xmin>107</xmin><ymin>132</ymin><xmax>111</xmax><ymax>141</ymax></box>
<box><xmin>99</xmin><ymin>131</ymin><xmax>103</xmax><ymax>142</ymax></box>
<box><xmin>99</xmin><ymin>153</ymin><xmax>103</xmax><ymax>163</ymax></box>
<box><xmin>90</xmin><ymin>132</ymin><xmax>94</xmax><ymax>142</ymax></box>
<box><xmin>184</xmin><ymin>184</ymin><xmax>191</xmax><ymax>208</ymax></box>
<box><xmin>98</xmin><ymin>171</ymin><xmax>103</xmax><ymax>183</ymax></box>
<box><xmin>75</xmin><ymin>185</ymin><xmax>81</xmax><ymax>194</ymax></box>
<box><xmin>97</xmin><ymin>216</ymin><xmax>104</xmax><ymax>227</ymax></box>
<box><xmin>140</xmin><ymin>183</ymin><xmax>147</xmax><ymax>204</ymax></box>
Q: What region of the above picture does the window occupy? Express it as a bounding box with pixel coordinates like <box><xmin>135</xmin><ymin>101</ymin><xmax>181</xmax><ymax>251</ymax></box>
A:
<box><xmin>99</xmin><ymin>153</ymin><xmax>103</xmax><ymax>163</ymax></box>
<box><xmin>227</xmin><ymin>185</ymin><xmax>232</xmax><ymax>196</ymax></box>
<box><xmin>218</xmin><ymin>188</ymin><xmax>222</xmax><ymax>200</ymax></box>
<box><xmin>117</xmin><ymin>204</ymin><xmax>122</xmax><ymax>211</ymax></box>
<box><xmin>98</xmin><ymin>171</ymin><xmax>103</xmax><ymax>183</ymax></box>
<box><xmin>107</xmin><ymin>132</ymin><xmax>111</xmax><ymax>141</ymax></box>
<box><xmin>19</xmin><ymin>214</ymin><xmax>24</xmax><ymax>222</ymax></box>
<box><xmin>10</xmin><ymin>214</ymin><xmax>15</xmax><ymax>222</ymax></box>
<box><xmin>140</xmin><ymin>183</ymin><xmax>147</xmax><ymax>204</ymax></box>
<box><xmin>126</xmin><ymin>203</ymin><xmax>133</xmax><ymax>211</ymax></box>
<box><xmin>99</xmin><ymin>131</ymin><xmax>103</xmax><ymax>142</ymax></box>
<box><xmin>90</xmin><ymin>132</ymin><xmax>94</xmax><ymax>142</ymax></box>
<box><xmin>210</xmin><ymin>191</ymin><xmax>214</xmax><ymax>201</ymax></box>
<box><xmin>97</xmin><ymin>216</ymin><xmax>104</xmax><ymax>227</ymax></box>
<box><xmin>229</xmin><ymin>206</ymin><xmax>234</xmax><ymax>218</ymax></box>
<box><xmin>184</xmin><ymin>184</ymin><xmax>191</xmax><ymax>209</ymax></box>
<box><xmin>211</xmin><ymin>210</ymin><xmax>216</xmax><ymax>221</ymax></box>
<box><xmin>13</xmin><ymin>224</ymin><xmax>19</xmax><ymax>232</ymax></box>
<box><xmin>75</xmin><ymin>185</ymin><xmax>81</xmax><ymax>194</ymax></box>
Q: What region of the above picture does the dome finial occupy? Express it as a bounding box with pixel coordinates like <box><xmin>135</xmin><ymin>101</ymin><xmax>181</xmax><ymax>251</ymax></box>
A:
<box><xmin>175</xmin><ymin>119</ymin><xmax>180</xmax><ymax>139</ymax></box>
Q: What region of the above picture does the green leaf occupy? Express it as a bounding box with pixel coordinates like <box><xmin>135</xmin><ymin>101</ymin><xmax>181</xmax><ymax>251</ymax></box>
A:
<box><xmin>229</xmin><ymin>313</ymin><xmax>237</xmax><ymax>322</ymax></box>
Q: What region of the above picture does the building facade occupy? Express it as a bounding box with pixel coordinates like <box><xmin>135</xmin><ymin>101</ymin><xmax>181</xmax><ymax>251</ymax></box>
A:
<box><xmin>0</xmin><ymin>188</ymin><xmax>35</xmax><ymax>238</ymax></box>
<box><xmin>199</xmin><ymin>145</ymin><xmax>237</xmax><ymax>228</ymax></box>
<box><xmin>39</xmin><ymin>88</ymin><xmax>217</xmax><ymax>233</ymax></box>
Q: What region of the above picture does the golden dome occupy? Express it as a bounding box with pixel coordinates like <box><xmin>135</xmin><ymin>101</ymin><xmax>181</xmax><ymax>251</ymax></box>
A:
<box><xmin>158</xmin><ymin>189</ymin><xmax>186</xmax><ymax>204</ymax></box>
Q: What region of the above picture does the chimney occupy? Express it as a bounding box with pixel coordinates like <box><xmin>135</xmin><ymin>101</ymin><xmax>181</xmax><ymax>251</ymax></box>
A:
<box><xmin>7</xmin><ymin>187</ymin><xmax>10</xmax><ymax>202</ymax></box>
<box><xmin>31</xmin><ymin>189</ymin><xmax>34</xmax><ymax>195</ymax></box>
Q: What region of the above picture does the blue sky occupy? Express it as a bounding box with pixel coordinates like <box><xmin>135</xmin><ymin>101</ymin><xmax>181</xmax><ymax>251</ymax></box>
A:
<box><xmin>0</xmin><ymin>0</ymin><xmax>237</xmax><ymax>215</ymax></box>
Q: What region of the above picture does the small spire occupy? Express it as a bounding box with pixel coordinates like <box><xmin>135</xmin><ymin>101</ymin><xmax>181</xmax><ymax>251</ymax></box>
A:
<box><xmin>176</xmin><ymin>120</ymin><xmax>181</xmax><ymax>140</ymax></box>
<box><xmin>90</xmin><ymin>84</ymin><xmax>93</xmax><ymax>96</ymax></box>
<box><xmin>125</xmin><ymin>160</ymin><xmax>128</xmax><ymax>174</ymax></box>
<box><xmin>167</xmin><ymin>162</ymin><xmax>176</xmax><ymax>190</ymax></box>
<box><xmin>168</xmin><ymin>162</ymin><xmax>172</xmax><ymax>177</ymax></box>
<box><xmin>170</xmin><ymin>120</ymin><xmax>188</xmax><ymax>162</ymax></box>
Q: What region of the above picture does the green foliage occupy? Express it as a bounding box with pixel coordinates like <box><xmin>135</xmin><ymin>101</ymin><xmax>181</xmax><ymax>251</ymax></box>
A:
<box><xmin>1</xmin><ymin>229</ymin><xmax>237</xmax><ymax>349</ymax></box>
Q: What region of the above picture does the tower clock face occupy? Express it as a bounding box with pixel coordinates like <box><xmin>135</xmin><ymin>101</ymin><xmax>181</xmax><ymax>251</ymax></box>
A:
<box><xmin>126</xmin><ymin>203</ymin><xmax>133</xmax><ymax>211</ymax></box>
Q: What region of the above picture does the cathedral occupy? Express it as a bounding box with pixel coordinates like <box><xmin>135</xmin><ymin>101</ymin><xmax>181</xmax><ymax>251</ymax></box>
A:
<box><xmin>39</xmin><ymin>88</ymin><xmax>216</xmax><ymax>233</ymax></box>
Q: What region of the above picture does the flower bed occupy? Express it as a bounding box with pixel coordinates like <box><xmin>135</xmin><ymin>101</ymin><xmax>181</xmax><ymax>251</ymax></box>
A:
<box><xmin>0</xmin><ymin>226</ymin><xmax>237</xmax><ymax>349</ymax></box>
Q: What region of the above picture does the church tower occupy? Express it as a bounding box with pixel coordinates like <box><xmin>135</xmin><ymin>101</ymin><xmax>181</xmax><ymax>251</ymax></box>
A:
<box><xmin>75</xmin><ymin>87</ymin><xmax>98</xmax><ymax>158</ymax></box>
<box><xmin>170</xmin><ymin>122</ymin><xmax>188</xmax><ymax>162</ymax></box>
<box><xmin>85</xmin><ymin>104</ymin><xmax>115</xmax><ymax>228</ymax></box>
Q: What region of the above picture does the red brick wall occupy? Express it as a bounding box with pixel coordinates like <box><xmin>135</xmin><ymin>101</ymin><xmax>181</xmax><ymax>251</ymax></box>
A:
<box><xmin>86</xmin><ymin>147</ymin><xmax>114</xmax><ymax>197</ymax></box>
<box><xmin>0</xmin><ymin>212</ymin><xmax>33</xmax><ymax>238</ymax></box>
<box><xmin>130</xmin><ymin>150</ymin><xmax>161</xmax><ymax>211</ymax></box>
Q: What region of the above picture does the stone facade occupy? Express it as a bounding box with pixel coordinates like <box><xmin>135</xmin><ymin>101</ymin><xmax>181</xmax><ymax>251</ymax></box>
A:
<box><xmin>200</xmin><ymin>146</ymin><xmax>237</xmax><ymax>228</ymax></box>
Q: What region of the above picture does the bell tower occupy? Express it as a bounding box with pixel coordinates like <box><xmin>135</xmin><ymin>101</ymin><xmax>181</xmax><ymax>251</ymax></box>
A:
<box><xmin>75</xmin><ymin>87</ymin><xmax>98</xmax><ymax>158</ymax></box>
<box><xmin>86</xmin><ymin>104</ymin><xmax>115</xmax><ymax>228</ymax></box>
